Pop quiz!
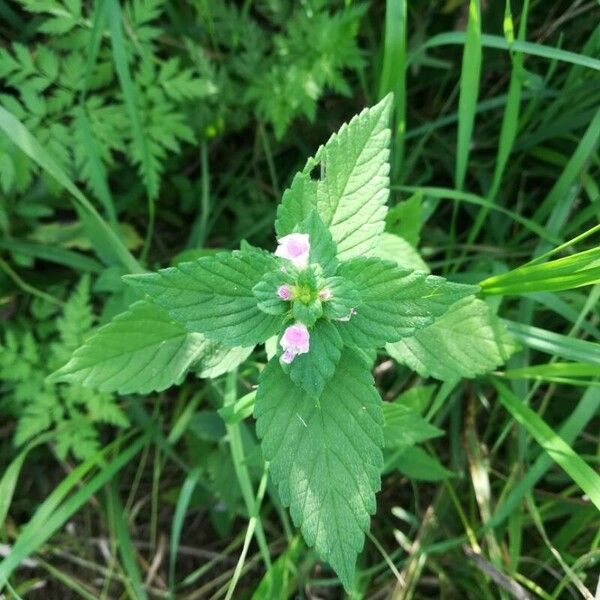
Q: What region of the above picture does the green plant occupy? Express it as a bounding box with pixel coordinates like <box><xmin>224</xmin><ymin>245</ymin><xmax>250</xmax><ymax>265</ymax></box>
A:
<box><xmin>0</xmin><ymin>276</ymin><xmax>128</xmax><ymax>461</ymax></box>
<box><xmin>53</xmin><ymin>96</ymin><xmax>516</xmax><ymax>588</ymax></box>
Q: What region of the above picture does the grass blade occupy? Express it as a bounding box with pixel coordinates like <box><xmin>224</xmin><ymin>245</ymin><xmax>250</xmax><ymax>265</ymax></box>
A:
<box><xmin>0</xmin><ymin>105</ymin><xmax>142</xmax><ymax>273</ymax></box>
<box><xmin>76</xmin><ymin>0</ymin><xmax>117</xmax><ymax>226</ymax></box>
<box><xmin>465</xmin><ymin>0</ymin><xmax>530</xmax><ymax>249</ymax></box>
<box><xmin>0</xmin><ymin>239</ymin><xmax>103</xmax><ymax>273</ymax></box>
<box><xmin>396</xmin><ymin>185</ymin><xmax>560</xmax><ymax>244</ymax></box>
<box><xmin>106</xmin><ymin>0</ymin><xmax>156</xmax><ymax>261</ymax></box>
<box><xmin>107</xmin><ymin>481</ymin><xmax>149</xmax><ymax>600</ymax></box>
<box><xmin>481</xmin><ymin>247</ymin><xmax>600</xmax><ymax>295</ymax></box>
<box><xmin>379</xmin><ymin>0</ymin><xmax>407</xmax><ymax>180</ymax></box>
<box><xmin>169</xmin><ymin>467</ymin><xmax>202</xmax><ymax>598</ymax></box>
<box><xmin>455</xmin><ymin>0</ymin><xmax>482</xmax><ymax>191</ymax></box>
<box><xmin>0</xmin><ymin>434</ymin><xmax>149</xmax><ymax>587</ymax></box>
<box><xmin>533</xmin><ymin>107</ymin><xmax>600</xmax><ymax>223</ymax></box>
<box><xmin>105</xmin><ymin>0</ymin><xmax>156</xmax><ymax>200</ymax></box>
<box><xmin>493</xmin><ymin>381</ymin><xmax>600</xmax><ymax>512</ymax></box>
<box><xmin>410</xmin><ymin>32</ymin><xmax>600</xmax><ymax>71</ymax></box>
<box><xmin>504</xmin><ymin>320</ymin><xmax>600</xmax><ymax>365</ymax></box>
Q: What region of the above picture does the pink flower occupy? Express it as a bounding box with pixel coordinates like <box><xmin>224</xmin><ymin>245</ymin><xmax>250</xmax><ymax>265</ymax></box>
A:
<box><xmin>280</xmin><ymin>323</ymin><xmax>310</xmax><ymax>364</ymax></box>
<box><xmin>318</xmin><ymin>288</ymin><xmax>332</xmax><ymax>301</ymax></box>
<box><xmin>277</xmin><ymin>285</ymin><xmax>292</xmax><ymax>300</ymax></box>
<box><xmin>275</xmin><ymin>233</ymin><xmax>310</xmax><ymax>269</ymax></box>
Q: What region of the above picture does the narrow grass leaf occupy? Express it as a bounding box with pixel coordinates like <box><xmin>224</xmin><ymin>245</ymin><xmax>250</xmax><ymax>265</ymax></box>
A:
<box><xmin>494</xmin><ymin>381</ymin><xmax>600</xmax><ymax>511</ymax></box>
<box><xmin>455</xmin><ymin>0</ymin><xmax>481</xmax><ymax>190</ymax></box>
<box><xmin>106</xmin><ymin>0</ymin><xmax>157</xmax><ymax>199</ymax></box>
<box><xmin>466</xmin><ymin>0</ymin><xmax>530</xmax><ymax>245</ymax></box>
<box><xmin>396</xmin><ymin>186</ymin><xmax>560</xmax><ymax>244</ymax></box>
<box><xmin>504</xmin><ymin>321</ymin><xmax>600</xmax><ymax>365</ymax></box>
<box><xmin>107</xmin><ymin>482</ymin><xmax>149</xmax><ymax>600</ymax></box>
<box><xmin>533</xmin><ymin>107</ymin><xmax>600</xmax><ymax>223</ymax></box>
<box><xmin>481</xmin><ymin>247</ymin><xmax>600</xmax><ymax>295</ymax></box>
<box><xmin>0</xmin><ymin>239</ymin><xmax>102</xmax><ymax>273</ymax></box>
<box><xmin>378</xmin><ymin>0</ymin><xmax>407</xmax><ymax>178</ymax></box>
<box><xmin>0</xmin><ymin>434</ymin><xmax>148</xmax><ymax>585</ymax></box>
<box><xmin>169</xmin><ymin>467</ymin><xmax>202</xmax><ymax>598</ymax></box>
<box><xmin>410</xmin><ymin>32</ymin><xmax>600</xmax><ymax>71</ymax></box>
<box><xmin>0</xmin><ymin>105</ymin><xmax>142</xmax><ymax>273</ymax></box>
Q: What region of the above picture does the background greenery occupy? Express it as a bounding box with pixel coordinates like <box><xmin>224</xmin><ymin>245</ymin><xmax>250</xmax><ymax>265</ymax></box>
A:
<box><xmin>1</xmin><ymin>0</ymin><xmax>599</xmax><ymax>597</ymax></box>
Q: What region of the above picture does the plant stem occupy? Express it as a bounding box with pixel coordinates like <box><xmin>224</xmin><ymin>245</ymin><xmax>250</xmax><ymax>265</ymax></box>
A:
<box><xmin>224</xmin><ymin>370</ymin><xmax>272</xmax><ymax>571</ymax></box>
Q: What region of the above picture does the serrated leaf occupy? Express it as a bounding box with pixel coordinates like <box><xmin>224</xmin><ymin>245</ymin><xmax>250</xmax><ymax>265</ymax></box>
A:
<box><xmin>39</xmin><ymin>15</ymin><xmax>77</xmax><ymax>34</ymax></box>
<box><xmin>373</xmin><ymin>232</ymin><xmax>429</xmax><ymax>272</ymax></box>
<box><xmin>386</xmin><ymin>297</ymin><xmax>517</xmax><ymax>381</ymax></box>
<box><xmin>385</xmin><ymin>192</ymin><xmax>423</xmax><ymax>247</ymax></box>
<box><xmin>382</xmin><ymin>402</ymin><xmax>443</xmax><ymax>448</ymax></box>
<box><xmin>253</xmin><ymin>270</ymin><xmax>295</xmax><ymax>315</ymax></box>
<box><xmin>193</xmin><ymin>341</ymin><xmax>254</xmax><ymax>379</ymax></box>
<box><xmin>336</xmin><ymin>258</ymin><xmax>477</xmax><ymax>347</ymax></box>
<box><xmin>255</xmin><ymin>349</ymin><xmax>384</xmax><ymax>590</ymax></box>
<box><xmin>291</xmin><ymin>299</ymin><xmax>322</xmax><ymax>327</ymax></box>
<box><xmin>276</xmin><ymin>95</ymin><xmax>392</xmax><ymax>261</ymax></box>
<box><xmin>124</xmin><ymin>250</ymin><xmax>282</xmax><ymax>347</ymax></box>
<box><xmin>286</xmin><ymin>320</ymin><xmax>342</xmax><ymax>396</ymax></box>
<box><xmin>321</xmin><ymin>276</ymin><xmax>360</xmax><ymax>320</ymax></box>
<box><xmin>50</xmin><ymin>301</ymin><xmax>205</xmax><ymax>394</ymax></box>
<box><xmin>296</xmin><ymin>211</ymin><xmax>338</xmax><ymax>275</ymax></box>
<box><xmin>390</xmin><ymin>446</ymin><xmax>454</xmax><ymax>481</ymax></box>
<box><xmin>275</xmin><ymin>173</ymin><xmax>319</xmax><ymax>240</ymax></box>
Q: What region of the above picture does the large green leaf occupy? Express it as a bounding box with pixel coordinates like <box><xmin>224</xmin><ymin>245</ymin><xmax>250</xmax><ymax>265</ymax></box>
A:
<box><xmin>336</xmin><ymin>258</ymin><xmax>476</xmax><ymax>347</ymax></box>
<box><xmin>373</xmin><ymin>232</ymin><xmax>429</xmax><ymax>272</ymax></box>
<box><xmin>193</xmin><ymin>341</ymin><xmax>254</xmax><ymax>379</ymax></box>
<box><xmin>387</xmin><ymin>297</ymin><xmax>516</xmax><ymax>380</ymax></box>
<box><xmin>124</xmin><ymin>249</ymin><xmax>282</xmax><ymax>347</ymax></box>
<box><xmin>298</xmin><ymin>210</ymin><xmax>338</xmax><ymax>275</ymax></box>
<box><xmin>287</xmin><ymin>320</ymin><xmax>343</xmax><ymax>397</ymax></box>
<box><xmin>382</xmin><ymin>402</ymin><xmax>443</xmax><ymax>448</ymax></box>
<box><xmin>255</xmin><ymin>349</ymin><xmax>384</xmax><ymax>590</ymax></box>
<box><xmin>390</xmin><ymin>446</ymin><xmax>454</xmax><ymax>481</ymax></box>
<box><xmin>276</xmin><ymin>95</ymin><xmax>392</xmax><ymax>261</ymax></box>
<box><xmin>51</xmin><ymin>301</ymin><xmax>205</xmax><ymax>394</ymax></box>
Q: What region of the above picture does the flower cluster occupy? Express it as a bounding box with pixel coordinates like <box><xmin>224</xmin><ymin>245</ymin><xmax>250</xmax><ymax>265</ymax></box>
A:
<box><xmin>273</xmin><ymin>232</ymin><xmax>356</xmax><ymax>364</ymax></box>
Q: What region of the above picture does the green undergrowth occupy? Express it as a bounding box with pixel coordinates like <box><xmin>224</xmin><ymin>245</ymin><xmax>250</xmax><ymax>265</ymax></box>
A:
<box><xmin>1</xmin><ymin>0</ymin><xmax>599</xmax><ymax>598</ymax></box>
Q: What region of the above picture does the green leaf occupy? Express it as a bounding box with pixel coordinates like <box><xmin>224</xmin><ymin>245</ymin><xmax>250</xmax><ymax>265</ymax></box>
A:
<box><xmin>391</xmin><ymin>446</ymin><xmax>454</xmax><ymax>481</ymax></box>
<box><xmin>255</xmin><ymin>349</ymin><xmax>384</xmax><ymax>590</ymax></box>
<box><xmin>251</xmin><ymin>538</ymin><xmax>305</xmax><ymax>600</ymax></box>
<box><xmin>455</xmin><ymin>0</ymin><xmax>482</xmax><ymax>190</ymax></box>
<box><xmin>382</xmin><ymin>402</ymin><xmax>443</xmax><ymax>448</ymax></box>
<box><xmin>387</xmin><ymin>297</ymin><xmax>517</xmax><ymax>381</ymax></box>
<box><xmin>50</xmin><ymin>301</ymin><xmax>205</xmax><ymax>394</ymax></box>
<box><xmin>494</xmin><ymin>381</ymin><xmax>600</xmax><ymax>512</ymax></box>
<box><xmin>276</xmin><ymin>95</ymin><xmax>392</xmax><ymax>261</ymax></box>
<box><xmin>274</xmin><ymin>173</ymin><xmax>318</xmax><ymax>238</ymax></box>
<box><xmin>504</xmin><ymin>320</ymin><xmax>600</xmax><ymax>365</ymax></box>
<box><xmin>286</xmin><ymin>320</ymin><xmax>343</xmax><ymax>397</ymax></box>
<box><xmin>296</xmin><ymin>211</ymin><xmax>338</xmax><ymax>275</ymax></box>
<box><xmin>253</xmin><ymin>270</ymin><xmax>295</xmax><ymax>316</ymax></box>
<box><xmin>373</xmin><ymin>232</ymin><xmax>429</xmax><ymax>272</ymax></box>
<box><xmin>385</xmin><ymin>192</ymin><xmax>422</xmax><ymax>247</ymax></box>
<box><xmin>292</xmin><ymin>299</ymin><xmax>322</xmax><ymax>327</ymax></box>
<box><xmin>124</xmin><ymin>250</ymin><xmax>282</xmax><ymax>347</ymax></box>
<box><xmin>193</xmin><ymin>341</ymin><xmax>254</xmax><ymax>379</ymax></box>
<box><xmin>336</xmin><ymin>258</ymin><xmax>476</xmax><ymax>347</ymax></box>
<box><xmin>480</xmin><ymin>247</ymin><xmax>600</xmax><ymax>295</ymax></box>
<box><xmin>321</xmin><ymin>276</ymin><xmax>360</xmax><ymax>320</ymax></box>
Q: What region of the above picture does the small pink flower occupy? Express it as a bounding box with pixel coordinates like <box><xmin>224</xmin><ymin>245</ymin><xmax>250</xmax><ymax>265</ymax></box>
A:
<box><xmin>277</xmin><ymin>285</ymin><xmax>292</xmax><ymax>300</ymax></box>
<box><xmin>280</xmin><ymin>323</ymin><xmax>310</xmax><ymax>364</ymax></box>
<box><xmin>318</xmin><ymin>288</ymin><xmax>332</xmax><ymax>301</ymax></box>
<box><xmin>275</xmin><ymin>233</ymin><xmax>310</xmax><ymax>269</ymax></box>
<box><xmin>337</xmin><ymin>308</ymin><xmax>357</xmax><ymax>322</ymax></box>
